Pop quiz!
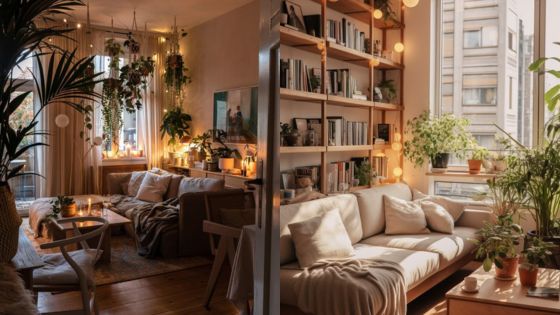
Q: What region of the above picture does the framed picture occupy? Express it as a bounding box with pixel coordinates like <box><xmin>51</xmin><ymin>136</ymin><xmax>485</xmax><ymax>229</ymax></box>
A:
<box><xmin>213</xmin><ymin>86</ymin><xmax>258</xmax><ymax>144</ymax></box>
<box><xmin>283</xmin><ymin>0</ymin><xmax>306</xmax><ymax>33</ymax></box>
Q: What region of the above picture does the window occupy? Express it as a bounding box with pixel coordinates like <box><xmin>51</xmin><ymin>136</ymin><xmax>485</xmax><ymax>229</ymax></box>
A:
<box><xmin>481</xmin><ymin>25</ymin><xmax>498</xmax><ymax>47</ymax></box>
<box><xmin>464</xmin><ymin>30</ymin><xmax>481</xmax><ymax>48</ymax></box>
<box><xmin>463</xmin><ymin>26</ymin><xmax>498</xmax><ymax>48</ymax></box>
<box><xmin>508</xmin><ymin>30</ymin><xmax>517</xmax><ymax>52</ymax></box>
<box><xmin>463</xmin><ymin>87</ymin><xmax>497</xmax><ymax>105</ymax></box>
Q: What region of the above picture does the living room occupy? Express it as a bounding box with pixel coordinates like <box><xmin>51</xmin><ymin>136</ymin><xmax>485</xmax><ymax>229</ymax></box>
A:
<box><xmin>1</xmin><ymin>0</ymin><xmax>560</xmax><ymax>315</ymax></box>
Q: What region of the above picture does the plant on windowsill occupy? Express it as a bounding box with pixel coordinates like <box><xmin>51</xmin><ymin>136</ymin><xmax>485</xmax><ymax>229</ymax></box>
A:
<box><xmin>160</xmin><ymin>106</ymin><xmax>192</xmax><ymax>150</ymax></box>
<box><xmin>474</xmin><ymin>214</ymin><xmax>523</xmax><ymax>280</ymax></box>
<box><xmin>0</xmin><ymin>0</ymin><xmax>103</xmax><ymax>262</ymax></box>
<box><xmin>467</xmin><ymin>145</ymin><xmax>489</xmax><ymax>175</ymax></box>
<box><xmin>519</xmin><ymin>237</ymin><xmax>555</xmax><ymax>287</ymax></box>
<box><xmin>403</xmin><ymin>111</ymin><xmax>475</xmax><ymax>172</ymax></box>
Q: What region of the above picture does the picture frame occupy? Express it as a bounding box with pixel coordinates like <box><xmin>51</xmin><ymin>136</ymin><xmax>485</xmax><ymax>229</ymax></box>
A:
<box><xmin>213</xmin><ymin>86</ymin><xmax>258</xmax><ymax>144</ymax></box>
<box><xmin>283</xmin><ymin>0</ymin><xmax>307</xmax><ymax>33</ymax></box>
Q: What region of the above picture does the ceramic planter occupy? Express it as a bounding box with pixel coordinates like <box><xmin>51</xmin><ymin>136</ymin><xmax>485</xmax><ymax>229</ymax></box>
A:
<box><xmin>218</xmin><ymin>158</ymin><xmax>234</xmax><ymax>171</ymax></box>
<box><xmin>518</xmin><ymin>264</ymin><xmax>539</xmax><ymax>287</ymax></box>
<box><xmin>467</xmin><ymin>159</ymin><xmax>483</xmax><ymax>174</ymax></box>
<box><xmin>431</xmin><ymin>153</ymin><xmax>450</xmax><ymax>172</ymax></box>
<box><xmin>61</xmin><ymin>203</ymin><xmax>77</xmax><ymax>217</ymax></box>
<box><xmin>495</xmin><ymin>257</ymin><xmax>519</xmax><ymax>279</ymax></box>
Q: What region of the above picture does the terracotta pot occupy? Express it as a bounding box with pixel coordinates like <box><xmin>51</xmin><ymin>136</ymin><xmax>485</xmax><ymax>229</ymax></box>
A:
<box><xmin>495</xmin><ymin>257</ymin><xmax>519</xmax><ymax>279</ymax></box>
<box><xmin>0</xmin><ymin>184</ymin><xmax>23</xmax><ymax>262</ymax></box>
<box><xmin>494</xmin><ymin>160</ymin><xmax>507</xmax><ymax>172</ymax></box>
<box><xmin>518</xmin><ymin>264</ymin><xmax>539</xmax><ymax>287</ymax></box>
<box><xmin>467</xmin><ymin>159</ymin><xmax>483</xmax><ymax>174</ymax></box>
<box><xmin>61</xmin><ymin>203</ymin><xmax>77</xmax><ymax>217</ymax></box>
<box><xmin>218</xmin><ymin>158</ymin><xmax>234</xmax><ymax>171</ymax></box>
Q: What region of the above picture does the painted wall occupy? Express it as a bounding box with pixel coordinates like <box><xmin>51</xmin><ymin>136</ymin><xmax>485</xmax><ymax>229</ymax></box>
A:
<box><xmin>402</xmin><ymin>0</ymin><xmax>434</xmax><ymax>193</ymax></box>
<box><xmin>182</xmin><ymin>0</ymin><xmax>259</xmax><ymax>137</ymax></box>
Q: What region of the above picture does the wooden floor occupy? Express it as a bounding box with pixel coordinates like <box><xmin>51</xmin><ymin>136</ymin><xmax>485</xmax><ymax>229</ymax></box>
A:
<box><xmin>38</xmin><ymin>265</ymin><xmax>239</xmax><ymax>315</ymax></box>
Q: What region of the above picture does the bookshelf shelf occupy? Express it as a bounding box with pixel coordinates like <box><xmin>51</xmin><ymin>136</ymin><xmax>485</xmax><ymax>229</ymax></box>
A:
<box><xmin>374</xmin><ymin>18</ymin><xmax>405</xmax><ymax>30</ymax></box>
<box><xmin>327</xmin><ymin>145</ymin><xmax>372</xmax><ymax>152</ymax></box>
<box><xmin>327</xmin><ymin>95</ymin><xmax>374</xmax><ymax>108</ymax></box>
<box><xmin>326</xmin><ymin>41</ymin><xmax>372</xmax><ymax>68</ymax></box>
<box><xmin>374</xmin><ymin>102</ymin><xmax>403</xmax><ymax>111</ymax></box>
<box><xmin>280</xmin><ymin>88</ymin><xmax>327</xmax><ymax>102</ymax></box>
<box><xmin>279</xmin><ymin>26</ymin><xmax>324</xmax><ymax>52</ymax></box>
<box><xmin>372</xmin><ymin>144</ymin><xmax>391</xmax><ymax>150</ymax></box>
<box><xmin>311</xmin><ymin>0</ymin><xmax>371</xmax><ymax>25</ymax></box>
<box><xmin>280</xmin><ymin>146</ymin><xmax>326</xmax><ymax>154</ymax></box>
<box><xmin>374</xmin><ymin>57</ymin><xmax>404</xmax><ymax>70</ymax></box>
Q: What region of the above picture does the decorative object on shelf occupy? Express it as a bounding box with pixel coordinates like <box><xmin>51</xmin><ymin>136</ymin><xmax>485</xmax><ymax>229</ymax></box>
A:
<box><xmin>50</xmin><ymin>196</ymin><xmax>76</xmax><ymax>218</ymax></box>
<box><xmin>280</xmin><ymin>122</ymin><xmax>300</xmax><ymax>146</ymax></box>
<box><xmin>282</xmin><ymin>0</ymin><xmax>306</xmax><ymax>33</ymax></box>
<box><xmin>355</xmin><ymin>161</ymin><xmax>376</xmax><ymax>186</ymax></box>
<box><xmin>213</xmin><ymin>86</ymin><xmax>258</xmax><ymax>144</ymax></box>
<box><xmin>403</xmin><ymin>111</ymin><xmax>474</xmax><ymax>172</ymax></box>
<box><xmin>210</xmin><ymin>129</ymin><xmax>241</xmax><ymax>171</ymax></box>
<box><xmin>519</xmin><ymin>237</ymin><xmax>554</xmax><ymax>287</ymax></box>
<box><xmin>164</xmin><ymin>18</ymin><xmax>190</xmax><ymax>108</ymax></box>
<box><xmin>376</xmin><ymin>79</ymin><xmax>397</xmax><ymax>103</ymax></box>
<box><xmin>160</xmin><ymin>106</ymin><xmax>192</xmax><ymax>148</ymax></box>
<box><xmin>242</xmin><ymin>144</ymin><xmax>257</xmax><ymax>177</ymax></box>
<box><xmin>0</xmin><ymin>0</ymin><xmax>102</xmax><ymax>262</ymax></box>
<box><xmin>473</xmin><ymin>214</ymin><xmax>523</xmax><ymax>280</ymax></box>
<box><xmin>191</xmin><ymin>131</ymin><xmax>213</xmax><ymax>161</ymax></box>
<box><xmin>467</xmin><ymin>145</ymin><xmax>489</xmax><ymax>175</ymax></box>
<box><xmin>374</xmin><ymin>0</ymin><xmax>398</xmax><ymax>22</ymax></box>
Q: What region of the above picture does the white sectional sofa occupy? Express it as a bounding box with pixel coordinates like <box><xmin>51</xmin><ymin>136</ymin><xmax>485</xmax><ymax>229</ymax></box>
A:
<box><xmin>279</xmin><ymin>183</ymin><xmax>492</xmax><ymax>314</ymax></box>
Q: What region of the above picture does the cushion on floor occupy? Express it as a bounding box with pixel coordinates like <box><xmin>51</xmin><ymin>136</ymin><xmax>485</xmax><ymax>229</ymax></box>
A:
<box><xmin>34</xmin><ymin>249</ymin><xmax>101</xmax><ymax>285</ymax></box>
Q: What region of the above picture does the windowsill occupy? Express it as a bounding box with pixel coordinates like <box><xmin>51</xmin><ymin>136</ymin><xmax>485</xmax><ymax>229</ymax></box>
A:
<box><xmin>426</xmin><ymin>171</ymin><xmax>496</xmax><ymax>179</ymax></box>
<box><xmin>102</xmin><ymin>157</ymin><xmax>147</xmax><ymax>166</ymax></box>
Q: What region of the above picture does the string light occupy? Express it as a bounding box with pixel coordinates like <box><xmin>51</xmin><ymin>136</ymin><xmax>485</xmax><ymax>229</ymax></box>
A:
<box><xmin>373</xmin><ymin>9</ymin><xmax>383</xmax><ymax>19</ymax></box>
<box><xmin>391</xmin><ymin>142</ymin><xmax>402</xmax><ymax>151</ymax></box>
<box><xmin>393</xmin><ymin>167</ymin><xmax>403</xmax><ymax>177</ymax></box>
<box><xmin>63</xmin><ymin>18</ymin><xmax>68</xmax><ymax>23</ymax></box>
<box><xmin>394</xmin><ymin>132</ymin><xmax>402</xmax><ymax>142</ymax></box>
<box><xmin>394</xmin><ymin>42</ymin><xmax>405</xmax><ymax>53</ymax></box>
<box><xmin>77</xmin><ymin>23</ymin><xmax>82</xmax><ymax>29</ymax></box>
<box><xmin>403</xmin><ymin>0</ymin><xmax>419</xmax><ymax>8</ymax></box>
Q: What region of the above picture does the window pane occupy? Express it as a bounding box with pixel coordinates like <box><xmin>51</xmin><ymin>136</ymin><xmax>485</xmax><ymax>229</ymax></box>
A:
<box><xmin>464</xmin><ymin>30</ymin><xmax>480</xmax><ymax>48</ymax></box>
<box><xmin>12</xmin><ymin>57</ymin><xmax>33</xmax><ymax>80</ymax></box>
<box><xmin>481</xmin><ymin>25</ymin><xmax>498</xmax><ymax>47</ymax></box>
<box><xmin>434</xmin><ymin>181</ymin><xmax>489</xmax><ymax>200</ymax></box>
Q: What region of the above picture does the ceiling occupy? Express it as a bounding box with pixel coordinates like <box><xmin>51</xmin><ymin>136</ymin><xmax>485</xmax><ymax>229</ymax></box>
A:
<box><xmin>71</xmin><ymin>0</ymin><xmax>254</xmax><ymax>33</ymax></box>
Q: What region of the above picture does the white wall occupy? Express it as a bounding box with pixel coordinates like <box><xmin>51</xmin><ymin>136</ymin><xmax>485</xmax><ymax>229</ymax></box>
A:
<box><xmin>402</xmin><ymin>0</ymin><xmax>434</xmax><ymax>192</ymax></box>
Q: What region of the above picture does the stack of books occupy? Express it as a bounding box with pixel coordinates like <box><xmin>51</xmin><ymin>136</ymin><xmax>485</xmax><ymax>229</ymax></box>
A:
<box><xmin>326</xmin><ymin>18</ymin><xmax>368</xmax><ymax>53</ymax></box>
<box><xmin>327</xmin><ymin>160</ymin><xmax>356</xmax><ymax>193</ymax></box>
<box><xmin>280</xmin><ymin>58</ymin><xmax>321</xmax><ymax>92</ymax></box>
<box><xmin>327</xmin><ymin>116</ymin><xmax>368</xmax><ymax>146</ymax></box>
<box><xmin>326</xmin><ymin>69</ymin><xmax>366</xmax><ymax>99</ymax></box>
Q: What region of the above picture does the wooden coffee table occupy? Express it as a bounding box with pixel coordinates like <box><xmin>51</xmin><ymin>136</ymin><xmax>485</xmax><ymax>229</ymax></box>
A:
<box><xmin>50</xmin><ymin>210</ymin><xmax>131</xmax><ymax>264</ymax></box>
<box><xmin>446</xmin><ymin>265</ymin><xmax>560</xmax><ymax>315</ymax></box>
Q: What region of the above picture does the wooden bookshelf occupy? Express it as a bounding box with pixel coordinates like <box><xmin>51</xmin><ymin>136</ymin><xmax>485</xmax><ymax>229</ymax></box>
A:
<box><xmin>280</xmin><ymin>0</ymin><xmax>405</xmax><ymax>193</ymax></box>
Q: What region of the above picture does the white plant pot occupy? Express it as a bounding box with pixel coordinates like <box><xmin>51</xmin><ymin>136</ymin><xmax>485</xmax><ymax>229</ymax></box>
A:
<box><xmin>218</xmin><ymin>158</ymin><xmax>234</xmax><ymax>171</ymax></box>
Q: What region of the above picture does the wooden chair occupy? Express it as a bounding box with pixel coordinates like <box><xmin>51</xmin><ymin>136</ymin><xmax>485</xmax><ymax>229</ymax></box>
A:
<box><xmin>203</xmin><ymin>190</ymin><xmax>255</xmax><ymax>310</ymax></box>
<box><xmin>33</xmin><ymin>216</ymin><xmax>108</xmax><ymax>315</ymax></box>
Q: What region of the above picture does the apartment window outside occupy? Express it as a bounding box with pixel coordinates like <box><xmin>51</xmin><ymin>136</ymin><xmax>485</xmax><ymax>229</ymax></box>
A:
<box><xmin>508</xmin><ymin>30</ymin><xmax>517</xmax><ymax>52</ymax></box>
<box><xmin>464</xmin><ymin>30</ymin><xmax>481</xmax><ymax>48</ymax></box>
<box><xmin>463</xmin><ymin>87</ymin><xmax>497</xmax><ymax>105</ymax></box>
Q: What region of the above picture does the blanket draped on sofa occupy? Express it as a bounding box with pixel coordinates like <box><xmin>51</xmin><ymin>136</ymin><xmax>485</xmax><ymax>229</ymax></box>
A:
<box><xmin>294</xmin><ymin>259</ymin><xmax>406</xmax><ymax>315</ymax></box>
<box><xmin>133</xmin><ymin>198</ymin><xmax>179</xmax><ymax>258</ymax></box>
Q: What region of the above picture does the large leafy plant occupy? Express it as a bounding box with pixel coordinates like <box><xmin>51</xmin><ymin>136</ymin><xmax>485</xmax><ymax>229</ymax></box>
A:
<box><xmin>474</xmin><ymin>215</ymin><xmax>523</xmax><ymax>272</ymax></box>
<box><xmin>403</xmin><ymin>111</ymin><xmax>475</xmax><ymax>167</ymax></box>
<box><xmin>160</xmin><ymin>106</ymin><xmax>192</xmax><ymax>146</ymax></box>
<box><xmin>0</xmin><ymin>0</ymin><xmax>102</xmax><ymax>184</ymax></box>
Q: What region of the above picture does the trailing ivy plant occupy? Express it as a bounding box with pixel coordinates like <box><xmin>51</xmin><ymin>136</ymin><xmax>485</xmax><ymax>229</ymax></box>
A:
<box><xmin>160</xmin><ymin>106</ymin><xmax>192</xmax><ymax>146</ymax></box>
<box><xmin>403</xmin><ymin>111</ymin><xmax>475</xmax><ymax>167</ymax></box>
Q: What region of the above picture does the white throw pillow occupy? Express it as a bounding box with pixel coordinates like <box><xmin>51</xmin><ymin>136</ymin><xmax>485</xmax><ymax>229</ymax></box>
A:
<box><xmin>419</xmin><ymin>200</ymin><xmax>454</xmax><ymax>234</ymax></box>
<box><xmin>288</xmin><ymin>209</ymin><xmax>354</xmax><ymax>268</ymax></box>
<box><xmin>384</xmin><ymin>195</ymin><xmax>430</xmax><ymax>235</ymax></box>
<box><xmin>413</xmin><ymin>193</ymin><xmax>464</xmax><ymax>222</ymax></box>
<box><xmin>127</xmin><ymin>171</ymin><xmax>146</xmax><ymax>197</ymax></box>
<box><xmin>135</xmin><ymin>172</ymin><xmax>172</xmax><ymax>203</ymax></box>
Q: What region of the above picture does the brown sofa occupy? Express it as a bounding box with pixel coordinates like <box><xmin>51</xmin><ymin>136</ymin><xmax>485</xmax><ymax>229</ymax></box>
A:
<box><xmin>105</xmin><ymin>170</ymin><xmax>228</xmax><ymax>258</ymax></box>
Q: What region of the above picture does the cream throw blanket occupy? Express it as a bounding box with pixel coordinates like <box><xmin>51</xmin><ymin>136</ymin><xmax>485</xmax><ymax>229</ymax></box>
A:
<box><xmin>294</xmin><ymin>259</ymin><xmax>406</xmax><ymax>315</ymax></box>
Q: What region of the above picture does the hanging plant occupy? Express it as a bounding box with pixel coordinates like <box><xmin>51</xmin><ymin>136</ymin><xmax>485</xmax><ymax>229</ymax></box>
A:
<box><xmin>119</xmin><ymin>56</ymin><xmax>154</xmax><ymax>112</ymax></box>
<box><xmin>165</xmin><ymin>53</ymin><xmax>191</xmax><ymax>91</ymax></box>
<box><xmin>124</xmin><ymin>32</ymin><xmax>141</xmax><ymax>54</ymax></box>
<box><xmin>102</xmin><ymin>39</ymin><xmax>124</xmax><ymax>149</ymax></box>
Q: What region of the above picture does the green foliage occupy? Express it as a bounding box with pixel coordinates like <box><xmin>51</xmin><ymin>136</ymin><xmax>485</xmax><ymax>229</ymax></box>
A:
<box><xmin>377</xmin><ymin>79</ymin><xmax>396</xmax><ymax>102</ymax></box>
<box><xmin>160</xmin><ymin>106</ymin><xmax>192</xmax><ymax>146</ymax></box>
<box><xmin>355</xmin><ymin>161</ymin><xmax>376</xmax><ymax>186</ymax></box>
<box><xmin>470</xmin><ymin>145</ymin><xmax>489</xmax><ymax>161</ymax></box>
<box><xmin>191</xmin><ymin>131</ymin><xmax>213</xmax><ymax>159</ymax></box>
<box><xmin>164</xmin><ymin>53</ymin><xmax>191</xmax><ymax>91</ymax></box>
<box><xmin>522</xmin><ymin>237</ymin><xmax>555</xmax><ymax>268</ymax></box>
<box><xmin>529</xmin><ymin>42</ymin><xmax>560</xmax><ymax>112</ymax></box>
<box><xmin>403</xmin><ymin>111</ymin><xmax>475</xmax><ymax>168</ymax></box>
<box><xmin>49</xmin><ymin>195</ymin><xmax>74</xmax><ymax>217</ymax></box>
<box><xmin>474</xmin><ymin>215</ymin><xmax>523</xmax><ymax>272</ymax></box>
<box><xmin>486</xmin><ymin>176</ymin><xmax>522</xmax><ymax>218</ymax></box>
<box><xmin>0</xmin><ymin>0</ymin><xmax>103</xmax><ymax>183</ymax></box>
<box><xmin>280</xmin><ymin>123</ymin><xmax>296</xmax><ymax>137</ymax></box>
<box><xmin>210</xmin><ymin>129</ymin><xmax>241</xmax><ymax>159</ymax></box>
<box><xmin>373</xmin><ymin>0</ymin><xmax>398</xmax><ymax>21</ymax></box>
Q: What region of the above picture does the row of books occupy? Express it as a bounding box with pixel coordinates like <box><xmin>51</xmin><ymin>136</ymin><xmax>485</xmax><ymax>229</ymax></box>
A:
<box><xmin>327</xmin><ymin>161</ymin><xmax>356</xmax><ymax>193</ymax></box>
<box><xmin>326</xmin><ymin>18</ymin><xmax>368</xmax><ymax>53</ymax></box>
<box><xmin>326</xmin><ymin>69</ymin><xmax>367</xmax><ymax>100</ymax></box>
<box><xmin>280</xmin><ymin>58</ymin><xmax>321</xmax><ymax>92</ymax></box>
<box><xmin>327</xmin><ymin>117</ymin><xmax>368</xmax><ymax>146</ymax></box>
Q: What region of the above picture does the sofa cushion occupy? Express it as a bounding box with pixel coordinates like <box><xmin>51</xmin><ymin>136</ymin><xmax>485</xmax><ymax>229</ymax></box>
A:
<box><xmin>288</xmin><ymin>209</ymin><xmax>354</xmax><ymax>268</ymax></box>
<box><xmin>352</xmin><ymin>183</ymin><xmax>412</xmax><ymax>238</ymax></box>
<box><xmin>136</xmin><ymin>172</ymin><xmax>172</xmax><ymax>202</ymax></box>
<box><xmin>384</xmin><ymin>195</ymin><xmax>430</xmax><ymax>235</ymax></box>
<box><xmin>178</xmin><ymin>177</ymin><xmax>224</xmax><ymax>196</ymax></box>
<box><xmin>127</xmin><ymin>171</ymin><xmax>147</xmax><ymax>197</ymax></box>
<box><xmin>165</xmin><ymin>174</ymin><xmax>184</xmax><ymax>200</ymax></box>
<box><xmin>280</xmin><ymin>244</ymin><xmax>440</xmax><ymax>306</ymax></box>
<box><xmin>413</xmin><ymin>191</ymin><xmax>464</xmax><ymax>222</ymax></box>
<box><xmin>280</xmin><ymin>194</ymin><xmax>362</xmax><ymax>265</ymax></box>
<box><xmin>360</xmin><ymin>226</ymin><xmax>478</xmax><ymax>267</ymax></box>
<box><xmin>420</xmin><ymin>200</ymin><xmax>454</xmax><ymax>234</ymax></box>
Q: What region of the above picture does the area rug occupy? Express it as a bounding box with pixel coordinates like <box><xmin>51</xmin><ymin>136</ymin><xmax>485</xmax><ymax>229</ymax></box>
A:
<box><xmin>21</xmin><ymin>219</ymin><xmax>212</xmax><ymax>286</ymax></box>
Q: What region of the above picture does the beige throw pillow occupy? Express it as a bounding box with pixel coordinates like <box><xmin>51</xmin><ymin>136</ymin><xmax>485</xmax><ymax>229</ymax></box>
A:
<box><xmin>384</xmin><ymin>195</ymin><xmax>430</xmax><ymax>235</ymax></box>
<box><xmin>288</xmin><ymin>209</ymin><xmax>354</xmax><ymax>268</ymax></box>
<box><xmin>127</xmin><ymin>171</ymin><xmax>146</xmax><ymax>197</ymax></box>
<box><xmin>413</xmin><ymin>192</ymin><xmax>464</xmax><ymax>222</ymax></box>
<box><xmin>419</xmin><ymin>201</ymin><xmax>454</xmax><ymax>234</ymax></box>
<box><xmin>135</xmin><ymin>172</ymin><xmax>172</xmax><ymax>203</ymax></box>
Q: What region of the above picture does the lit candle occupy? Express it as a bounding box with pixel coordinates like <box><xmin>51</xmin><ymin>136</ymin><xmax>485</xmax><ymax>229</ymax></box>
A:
<box><xmin>138</xmin><ymin>145</ymin><xmax>144</xmax><ymax>157</ymax></box>
<box><xmin>126</xmin><ymin>144</ymin><xmax>132</xmax><ymax>157</ymax></box>
<box><xmin>87</xmin><ymin>198</ymin><xmax>92</xmax><ymax>215</ymax></box>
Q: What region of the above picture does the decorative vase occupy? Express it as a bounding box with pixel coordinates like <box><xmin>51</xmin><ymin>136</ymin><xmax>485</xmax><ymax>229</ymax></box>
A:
<box><xmin>61</xmin><ymin>203</ymin><xmax>77</xmax><ymax>217</ymax></box>
<box><xmin>467</xmin><ymin>159</ymin><xmax>483</xmax><ymax>174</ymax></box>
<box><xmin>284</xmin><ymin>131</ymin><xmax>300</xmax><ymax>147</ymax></box>
<box><xmin>218</xmin><ymin>158</ymin><xmax>235</xmax><ymax>172</ymax></box>
<box><xmin>495</xmin><ymin>257</ymin><xmax>519</xmax><ymax>279</ymax></box>
<box><xmin>518</xmin><ymin>264</ymin><xmax>539</xmax><ymax>287</ymax></box>
<box><xmin>431</xmin><ymin>153</ymin><xmax>450</xmax><ymax>172</ymax></box>
<box><xmin>0</xmin><ymin>184</ymin><xmax>23</xmax><ymax>263</ymax></box>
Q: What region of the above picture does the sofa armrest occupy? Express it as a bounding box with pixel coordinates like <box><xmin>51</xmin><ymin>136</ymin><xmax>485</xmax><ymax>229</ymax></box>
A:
<box><xmin>106</xmin><ymin>172</ymin><xmax>132</xmax><ymax>195</ymax></box>
<box><xmin>456</xmin><ymin>209</ymin><xmax>494</xmax><ymax>229</ymax></box>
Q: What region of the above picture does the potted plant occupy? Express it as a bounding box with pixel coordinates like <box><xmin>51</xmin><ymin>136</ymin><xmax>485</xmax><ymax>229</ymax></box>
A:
<box><xmin>160</xmin><ymin>106</ymin><xmax>193</xmax><ymax>149</ymax></box>
<box><xmin>474</xmin><ymin>214</ymin><xmax>524</xmax><ymax>279</ymax></box>
<box><xmin>355</xmin><ymin>161</ymin><xmax>376</xmax><ymax>186</ymax></box>
<box><xmin>0</xmin><ymin>0</ymin><xmax>102</xmax><ymax>262</ymax></box>
<box><xmin>211</xmin><ymin>129</ymin><xmax>241</xmax><ymax>172</ymax></box>
<box><xmin>519</xmin><ymin>237</ymin><xmax>555</xmax><ymax>287</ymax></box>
<box><xmin>280</xmin><ymin>123</ymin><xmax>299</xmax><ymax>146</ymax></box>
<box><xmin>403</xmin><ymin>111</ymin><xmax>474</xmax><ymax>172</ymax></box>
<box><xmin>376</xmin><ymin>79</ymin><xmax>397</xmax><ymax>103</ymax></box>
<box><xmin>50</xmin><ymin>196</ymin><xmax>77</xmax><ymax>218</ymax></box>
<box><xmin>468</xmin><ymin>145</ymin><xmax>489</xmax><ymax>174</ymax></box>
<box><xmin>191</xmin><ymin>131</ymin><xmax>213</xmax><ymax>162</ymax></box>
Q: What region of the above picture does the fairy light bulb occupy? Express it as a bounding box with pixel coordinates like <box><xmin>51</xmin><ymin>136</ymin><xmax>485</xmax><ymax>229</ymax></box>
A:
<box><xmin>369</xmin><ymin>58</ymin><xmax>380</xmax><ymax>67</ymax></box>
<box><xmin>394</xmin><ymin>132</ymin><xmax>402</xmax><ymax>142</ymax></box>
<box><xmin>63</xmin><ymin>18</ymin><xmax>68</xmax><ymax>23</ymax></box>
<box><xmin>394</xmin><ymin>42</ymin><xmax>405</xmax><ymax>53</ymax></box>
<box><xmin>77</xmin><ymin>23</ymin><xmax>82</xmax><ymax>29</ymax></box>
<box><xmin>403</xmin><ymin>0</ymin><xmax>419</xmax><ymax>8</ymax></box>
<box><xmin>391</xmin><ymin>142</ymin><xmax>402</xmax><ymax>151</ymax></box>
<box><xmin>393</xmin><ymin>167</ymin><xmax>403</xmax><ymax>177</ymax></box>
<box><xmin>373</xmin><ymin>9</ymin><xmax>383</xmax><ymax>19</ymax></box>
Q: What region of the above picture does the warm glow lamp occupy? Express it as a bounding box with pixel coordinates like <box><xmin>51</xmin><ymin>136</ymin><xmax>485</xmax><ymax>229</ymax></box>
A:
<box><xmin>394</xmin><ymin>132</ymin><xmax>402</xmax><ymax>142</ymax></box>
<box><xmin>394</xmin><ymin>42</ymin><xmax>405</xmax><ymax>53</ymax></box>
<box><xmin>55</xmin><ymin>114</ymin><xmax>70</xmax><ymax>128</ymax></box>
<box><xmin>369</xmin><ymin>58</ymin><xmax>380</xmax><ymax>67</ymax></box>
<box><xmin>373</xmin><ymin>9</ymin><xmax>383</xmax><ymax>19</ymax></box>
<box><xmin>403</xmin><ymin>0</ymin><xmax>419</xmax><ymax>8</ymax></box>
<box><xmin>393</xmin><ymin>167</ymin><xmax>403</xmax><ymax>177</ymax></box>
<box><xmin>391</xmin><ymin>142</ymin><xmax>402</xmax><ymax>151</ymax></box>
